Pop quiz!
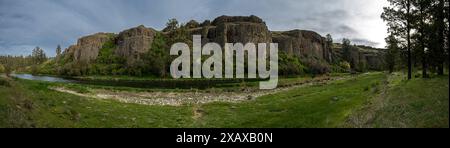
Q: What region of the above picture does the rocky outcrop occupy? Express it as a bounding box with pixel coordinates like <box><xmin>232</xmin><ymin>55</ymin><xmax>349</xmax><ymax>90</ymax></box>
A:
<box><xmin>116</xmin><ymin>25</ymin><xmax>157</xmax><ymax>61</ymax></box>
<box><xmin>61</xmin><ymin>15</ymin><xmax>384</xmax><ymax>75</ymax></box>
<box><xmin>358</xmin><ymin>47</ymin><xmax>385</xmax><ymax>70</ymax></box>
<box><xmin>187</xmin><ymin>16</ymin><xmax>332</xmax><ymax>63</ymax></box>
<box><xmin>186</xmin><ymin>15</ymin><xmax>272</xmax><ymax>46</ymax></box>
<box><xmin>332</xmin><ymin>45</ymin><xmax>385</xmax><ymax>71</ymax></box>
<box><xmin>272</xmin><ymin>30</ymin><xmax>332</xmax><ymax>62</ymax></box>
<box><xmin>65</xmin><ymin>33</ymin><xmax>115</xmax><ymax>63</ymax></box>
<box><xmin>63</xmin><ymin>25</ymin><xmax>156</xmax><ymax>66</ymax></box>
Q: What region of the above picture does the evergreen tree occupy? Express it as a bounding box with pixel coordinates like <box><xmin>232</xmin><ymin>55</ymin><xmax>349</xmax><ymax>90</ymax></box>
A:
<box><xmin>385</xmin><ymin>33</ymin><xmax>401</xmax><ymax>73</ymax></box>
<box><xmin>382</xmin><ymin>0</ymin><xmax>414</xmax><ymax>79</ymax></box>
<box><xmin>56</xmin><ymin>45</ymin><xmax>62</xmax><ymax>57</ymax></box>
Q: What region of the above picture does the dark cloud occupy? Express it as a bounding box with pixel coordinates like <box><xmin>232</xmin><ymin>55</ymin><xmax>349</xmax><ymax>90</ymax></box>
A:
<box><xmin>335</xmin><ymin>25</ymin><xmax>359</xmax><ymax>35</ymax></box>
<box><xmin>0</xmin><ymin>0</ymin><xmax>388</xmax><ymax>56</ymax></box>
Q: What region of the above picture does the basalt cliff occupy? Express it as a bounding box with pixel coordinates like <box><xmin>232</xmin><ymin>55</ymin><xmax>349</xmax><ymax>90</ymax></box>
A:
<box><xmin>60</xmin><ymin>15</ymin><xmax>384</xmax><ymax>76</ymax></box>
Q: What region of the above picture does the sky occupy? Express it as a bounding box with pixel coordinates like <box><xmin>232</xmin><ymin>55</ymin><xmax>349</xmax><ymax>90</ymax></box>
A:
<box><xmin>0</xmin><ymin>0</ymin><xmax>389</xmax><ymax>56</ymax></box>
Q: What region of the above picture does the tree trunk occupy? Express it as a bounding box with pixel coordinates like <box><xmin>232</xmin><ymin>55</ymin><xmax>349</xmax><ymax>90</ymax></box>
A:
<box><xmin>436</xmin><ymin>0</ymin><xmax>446</xmax><ymax>75</ymax></box>
<box><xmin>422</xmin><ymin>55</ymin><xmax>428</xmax><ymax>78</ymax></box>
<box><xmin>407</xmin><ymin>0</ymin><xmax>412</xmax><ymax>80</ymax></box>
<box><xmin>438</xmin><ymin>63</ymin><xmax>444</xmax><ymax>75</ymax></box>
<box><xmin>419</xmin><ymin>7</ymin><xmax>428</xmax><ymax>78</ymax></box>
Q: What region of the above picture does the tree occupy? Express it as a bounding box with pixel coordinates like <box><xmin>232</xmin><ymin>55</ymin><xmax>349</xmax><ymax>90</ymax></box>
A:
<box><xmin>411</xmin><ymin>0</ymin><xmax>433</xmax><ymax>78</ymax></box>
<box><xmin>382</xmin><ymin>0</ymin><xmax>414</xmax><ymax>80</ymax></box>
<box><xmin>385</xmin><ymin>33</ymin><xmax>401</xmax><ymax>73</ymax></box>
<box><xmin>56</xmin><ymin>45</ymin><xmax>62</xmax><ymax>57</ymax></box>
<box><xmin>326</xmin><ymin>34</ymin><xmax>333</xmax><ymax>48</ymax></box>
<box><xmin>32</xmin><ymin>46</ymin><xmax>47</xmax><ymax>65</ymax></box>
<box><xmin>0</xmin><ymin>55</ymin><xmax>34</xmax><ymax>74</ymax></box>
<box><xmin>56</xmin><ymin>45</ymin><xmax>62</xmax><ymax>56</ymax></box>
<box><xmin>2</xmin><ymin>59</ymin><xmax>12</xmax><ymax>77</ymax></box>
<box><xmin>342</xmin><ymin>38</ymin><xmax>352</xmax><ymax>62</ymax></box>
<box><xmin>163</xmin><ymin>18</ymin><xmax>179</xmax><ymax>32</ymax></box>
<box><xmin>143</xmin><ymin>33</ymin><xmax>169</xmax><ymax>77</ymax></box>
<box><xmin>31</xmin><ymin>46</ymin><xmax>47</xmax><ymax>75</ymax></box>
<box><xmin>429</xmin><ymin>0</ymin><xmax>447</xmax><ymax>75</ymax></box>
<box><xmin>342</xmin><ymin>38</ymin><xmax>357</xmax><ymax>71</ymax></box>
<box><xmin>185</xmin><ymin>20</ymin><xmax>200</xmax><ymax>29</ymax></box>
<box><xmin>55</xmin><ymin>44</ymin><xmax>62</xmax><ymax>63</ymax></box>
<box><xmin>445</xmin><ymin>0</ymin><xmax>449</xmax><ymax>73</ymax></box>
<box><xmin>4</xmin><ymin>65</ymin><xmax>12</xmax><ymax>77</ymax></box>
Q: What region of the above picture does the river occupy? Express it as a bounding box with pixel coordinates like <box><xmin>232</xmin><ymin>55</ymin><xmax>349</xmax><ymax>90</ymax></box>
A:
<box><xmin>11</xmin><ymin>74</ymin><xmax>75</xmax><ymax>83</ymax></box>
<box><xmin>10</xmin><ymin>73</ymin><xmax>249</xmax><ymax>89</ymax></box>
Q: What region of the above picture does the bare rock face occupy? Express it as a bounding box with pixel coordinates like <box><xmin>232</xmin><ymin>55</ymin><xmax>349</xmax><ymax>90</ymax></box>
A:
<box><xmin>116</xmin><ymin>25</ymin><xmax>157</xmax><ymax>61</ymax></box>
<box><xmin>188</xmin><ymin>16</ymin><xmax>334</xmax><ymax>64</ymax></box>
<box><xmin>65</xmin><ymin>33</ymin><xmax>115</xmax><ymax>63</ymax></box>
<box><xmin>272</xmin><ymin>30</ymin><xmax>332</xmax><ymax>62</ymax></box>
<box><xmin>188</xmin><ymin>15</ymin><xmax>272</xmax><ymax>46</ymax></box>
<box><xmin>333</xmin><ymin>45</ymin><xmax>385</xmax><ymax>71</ymax></box>
<box><xmin>358</xmin><ymin>47</ymin><xmax>385</xmax><ymax>70</ymax></box>
<box><xmin>211</xmin><ymin>15</ymin><xmax>264</xmax><ymax>25</ymax></box>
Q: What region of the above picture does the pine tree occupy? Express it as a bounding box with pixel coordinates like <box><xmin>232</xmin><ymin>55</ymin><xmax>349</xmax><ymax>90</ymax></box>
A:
<box><xmin>56</xmin><ymin>45</ymin><xmax>62</xmax><ymax>57</ymax></box>
<box><xmin>382</xmin><ymin>0</ymin><xmax>414</xmax><ymax>79</ymax></box>
<box><xmin>385</xmin><ymin>33</ymin><xmax>401</xmax><ymax>73</ymax></box>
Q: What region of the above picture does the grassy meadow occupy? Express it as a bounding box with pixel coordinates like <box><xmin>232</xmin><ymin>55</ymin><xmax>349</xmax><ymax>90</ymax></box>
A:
<box><xmin>0</xmin><ymin>72</ymin><xmax>448</xmax><ymax>128</ymax></box>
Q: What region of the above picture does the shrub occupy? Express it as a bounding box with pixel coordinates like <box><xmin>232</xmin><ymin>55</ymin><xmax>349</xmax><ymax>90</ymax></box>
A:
<box><xmin>302</xmin><ymin>58</ymin><xmax>331</xmax><ymax>75</ymax></box>
<box><xmin>0</xmin><ymin>79</ymin><xmax>11</xmax><ymax>87</ymax></box>
<box><xmin>142</xmin><ymin>33</ymin><xmax>170</xmax><ymax>77</ymax></box>
<box><xmin>339</xmin><ymin>61</ymin><xmax>351</xmax><ymax>72</ymax></box>
<box><xmin>0</xmin><ymin>64</ymin><xmax>4</xmax><ymax>73</ymax></box>
<box><xmin>331</xmin><ymin>61</ymin><xmax>351</xmax><ymax>73</ymax></box>
<box><xmin>279</xmin><ymin>52</ymin><xmax>306</xmax><ymax>76</ymax></box>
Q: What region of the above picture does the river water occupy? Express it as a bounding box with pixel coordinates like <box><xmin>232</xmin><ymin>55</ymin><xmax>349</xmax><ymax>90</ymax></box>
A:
<box><xmin>11</xmin><ymin>74</ymin><xmax>75</xmax><ymax>83</ymax></box>
<box><xmin>10</xmin><ymin>73</ymin><xmax>258</xmax><ymax>89</ymax></box>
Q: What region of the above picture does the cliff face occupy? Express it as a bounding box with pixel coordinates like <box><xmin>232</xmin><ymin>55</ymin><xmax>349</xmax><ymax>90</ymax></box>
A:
<box><xmin>116</xmin><ymin>25</ymin><xmax>157</xmax><ymax>61</ymax></box>
<box><xmin>64</xmin><ymin>25</ymin><xmax>157</xmax><ymax>65</ymax></box>
<box><xmin>65</xmin><ymin>33</ymin><xmax>115</xmax><ymax>63</ymax></box>
<box><xmin>186</xmin><ymin>16</ymin><xmax>331</xmax><ymax>64</ymax></box>
<box><xmin>272</xmin><ymin>30</ymin><xmax>332</xmax><ymax>62</ymax></box>
<box><xmin>186</xmin><ymin>15</ymin><xmax>272</xmax><ymax>46</ymax></box>
<box><xmin>332</xmin><ymin>44</ymin><xmax>385</xmax><ymax>71</ymax></box>
<box><xmin>61</xmin><ymin>15</ymin><xmax>384</xmax><ymax>74</ymax></box>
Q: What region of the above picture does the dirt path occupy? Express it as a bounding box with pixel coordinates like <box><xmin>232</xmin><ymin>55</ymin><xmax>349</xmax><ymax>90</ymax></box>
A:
<box><xmin>342</xmin><ymin>73</ymin><xmax>398</xmax><ymax>127</ymax></box>
<box><xmin>50</xmin><ymin>75</ymin><xmax>351</xmax><ymax>106</ymax></box>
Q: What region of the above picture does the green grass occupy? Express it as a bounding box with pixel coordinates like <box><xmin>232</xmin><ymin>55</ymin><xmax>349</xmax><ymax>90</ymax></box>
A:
<box><xmin>1</xmin><ymin>72</ymin><xmax>448</xmax><ymax>128</ymax></box>
<box><xmin>0</xmin><ymin>78</ymin><xmax>194</xmax><ymax>128</ymax></box>
<box><xmin>48</xmin><ymin>74</ymin><xmax>344</xmax><ymax>94</ymax></box>
<box><xmin>197</xmin><ymin>73</ymin><xmax>385</xmax><ymax>127</ymax></box>
<box><xmin>368</xmin><ymin>74</ymin><xmax>449</xmax><ymax>128</ymax></box>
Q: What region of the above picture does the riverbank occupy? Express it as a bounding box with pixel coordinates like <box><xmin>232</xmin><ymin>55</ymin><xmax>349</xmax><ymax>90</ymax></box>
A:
<box><xmin>10</xmin><ymin>73</ymin><xmax>349</xmax><ymax>90</ymax></box>
<box><xmin>49</xmin><ymin>75</ymin><xmax>346</xmax><ymax>106</ymax></box>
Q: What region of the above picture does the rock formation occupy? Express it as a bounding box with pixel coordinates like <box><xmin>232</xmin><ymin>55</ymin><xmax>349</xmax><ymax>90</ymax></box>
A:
<box><xmin>60</xmin><ymin>15</ymin><xmax>384</xmax><ymax>75</ymax></box>
<box><xmin>332</xmin><ymin>44</ymin><xmax>385</xmax><ymax>71</ymax></box>
<box><xmin>65</xmin><ymin>32</ymin><xmax>115</xmax><ymax>63</ymax></box>
<box><xmin>185</xmin><ymin>15</ymin><xmax>272</xmax><ymax>46</ymax></box>
<box><xmin>272</xmin><ymin>30</ymin><xmax>332</xmax><ymax>62</ymax></box>
<box><xmin>115</xmin><ymin>25</ymin><xmax>157</xmax><ymax>60</ymax></box>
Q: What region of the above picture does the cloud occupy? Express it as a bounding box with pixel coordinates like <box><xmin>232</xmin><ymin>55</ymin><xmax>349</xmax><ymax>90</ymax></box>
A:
<box><xmin>0</xmin><ymin>0</ymin><xmax>388</xmax><ymax>56</ymax></box>
<box><xmin>351</xmin><ymin>38</ymin><xmax>381</xmax><ymax>47</ymax></box>
<box><xmin>344</xmin><ymin>38</ymin><xmax>381</xmax><ymax>47</ymax></box>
